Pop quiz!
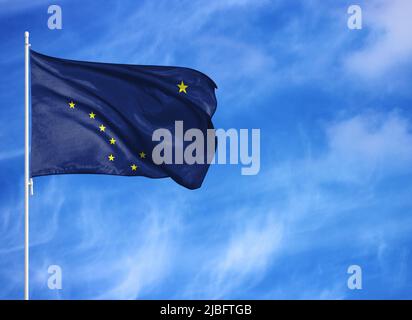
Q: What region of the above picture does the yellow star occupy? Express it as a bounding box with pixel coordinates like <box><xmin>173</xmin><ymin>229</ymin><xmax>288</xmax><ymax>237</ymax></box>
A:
<box><xmin>68</xmin><ymin>101</ymin><xmax>75</xmax><ymax>109</ymax></box>
<box><xmin>89</xmin><ymin>112</ymin><xmax>96</xmax><ymax>119</ymax></box>
<box><xmin>108</xmin><ymin>154</ymin><xmax>115</xmax><ymax>161</ymax></box>
<box><xmin>99</xmin><ymin>124</ymin><xmax>106</xmax><ymax>132</ymax></box>
<box><xmin>131</xmin><ymin>164</ymin><xmax>137</xmax><ymax>171</ymax></box>
<box><xmin>109</xmin><ymin>137</ymin><xmax>116</xmax><ymax>145</ymax></box>
<box><xmin>177</xmin><ymin>81</ymin><xmax>188</xmax><ymax>94</ymax></box>
<box><xmin>139</xmin><ymin>151</ymin><xmax>146</xmax><ymax>159</ymax></box>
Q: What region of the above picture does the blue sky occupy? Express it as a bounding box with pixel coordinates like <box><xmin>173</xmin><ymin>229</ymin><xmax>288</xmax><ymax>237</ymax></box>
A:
<box><xmin>1</xmin><ymin>0</ymin><xmax>412</xmax><ymax>299</ymax></box>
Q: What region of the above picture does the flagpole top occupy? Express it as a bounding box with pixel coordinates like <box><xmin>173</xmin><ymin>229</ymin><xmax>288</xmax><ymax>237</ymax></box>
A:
<box><xmin>25</xmin><ymin>31</ymin><xmax>29</xmax><ymax>44</ymax></box>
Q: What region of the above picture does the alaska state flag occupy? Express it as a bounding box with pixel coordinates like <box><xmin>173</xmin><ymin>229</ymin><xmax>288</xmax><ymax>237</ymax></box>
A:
<box><xmin>30</xmin><ymin>50</ymin><xmax>217</xmax><ymax>189</ymax></box>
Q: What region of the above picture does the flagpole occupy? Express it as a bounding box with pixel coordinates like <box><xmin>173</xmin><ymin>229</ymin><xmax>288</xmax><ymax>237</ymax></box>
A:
<box><xmin>24</xmin><ymin>31</ymin><xmax>30</xmax><ymax>301</ymax></box>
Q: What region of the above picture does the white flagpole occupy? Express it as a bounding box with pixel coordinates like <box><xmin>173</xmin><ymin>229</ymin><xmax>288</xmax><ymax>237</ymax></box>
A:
<box><xmin>24</xmin><ymin>31</ymin><xmax>31</xmax><ymax>301</ymax></box>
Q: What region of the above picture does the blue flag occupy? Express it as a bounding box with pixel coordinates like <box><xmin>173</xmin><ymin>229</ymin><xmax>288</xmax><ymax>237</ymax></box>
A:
<box><xmin>30</xmin><ymin>50</ymin><xmax>217</xmax><ymax>189</ymax></box>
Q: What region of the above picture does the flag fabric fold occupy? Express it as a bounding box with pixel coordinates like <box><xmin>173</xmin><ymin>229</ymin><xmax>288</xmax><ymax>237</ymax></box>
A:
<box><xmin>30</xmin><ymin>50</ymin><xmax>217</xmax><ymax>189</ymax></box>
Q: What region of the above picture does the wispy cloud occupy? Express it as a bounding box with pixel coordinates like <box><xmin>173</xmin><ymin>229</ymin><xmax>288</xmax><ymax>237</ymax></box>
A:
<box><xmin>24</xmin><ymin>180</ymin><xmax>187</xmax><ymax>299</ymax></box>
<box><xmin>206</xmin><ymin>109</ymin><xmax>412</xmax><ymax>298</ymax></box>
<box><xmin>2</xmin><ymin>0</ymin><xmax>412</xmax><ymax>300</ymax></box>
<box><xmin>345</xmin><ymin>0</ymin><xmax>412</xmax><ymax>78</ymax></box>
<box><xmin>0</xmin><ymin>0</ymin><xmax>54</xmax><ymax>16</ymax></box>
<box><xmin>185</xmin><ymin>209</ymin><xmax>282</xmax><ymax>298</ymax></box>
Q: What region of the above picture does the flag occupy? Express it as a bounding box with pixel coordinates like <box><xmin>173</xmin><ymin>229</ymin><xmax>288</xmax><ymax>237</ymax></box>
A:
<box><xmin>30</xmin><ymin>50</ymin><xmax>217</xmax><ymax>189</ymax></box>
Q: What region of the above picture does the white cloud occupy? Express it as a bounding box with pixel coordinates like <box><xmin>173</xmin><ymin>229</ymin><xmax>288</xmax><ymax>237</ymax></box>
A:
<box><xmin>185</xmin><ymin>210</ymin><xmax>282</xmax><ymax>298</ymax></box>
<box><xmin>0</xmin><ymin>0</ymin><xmax>53</xmax><ymax>16</ymax></box>
<box><xmin>223</xmin><ymin>110</ymin><xmax>412</xmax><ymax>298</ymax></box>
<box><xmin>176</xmin><ymin>110</ymin><xmax>412</xmax><ymax>299</ymax></box>
<box><xmin>268</xmin><ymin>111</ymin><xmax>412</xmax><ymax>189</ymax></box>
<box><xmin>345</xmin><ymin>0</ymin><xmax>412</xmax><ymax>78</ymax></box>
<box><xmin>0</xmin><ymin>177</ymin><xmax>63</xmax><ymax>255</ymax></box>
<box><xmin>325</xmin><ymin>111</ymin><xmax>412</xmax><ymax>176</ymax></box>
<box><xmin>61</xmin><ymin>190</ymin><xmax>184</xmax><ymax>299</ymax></box>
<box><xmin>95</xmin><ymin>206</ymin><xmax>180</xmax><ymax>299</ymax></box>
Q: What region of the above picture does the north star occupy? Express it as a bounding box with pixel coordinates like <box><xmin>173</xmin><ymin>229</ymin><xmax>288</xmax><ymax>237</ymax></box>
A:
<box><xmin>160</xmin><ymin>304</ymin><xmax>195</xmax><ymax>318</ymax></box>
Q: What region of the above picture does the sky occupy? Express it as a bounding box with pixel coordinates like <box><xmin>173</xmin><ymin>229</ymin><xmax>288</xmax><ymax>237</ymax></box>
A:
<box><xmin>1</xmin><ymin>0</ymin><xmax>412</xmax><ymax>299</ymax></box>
